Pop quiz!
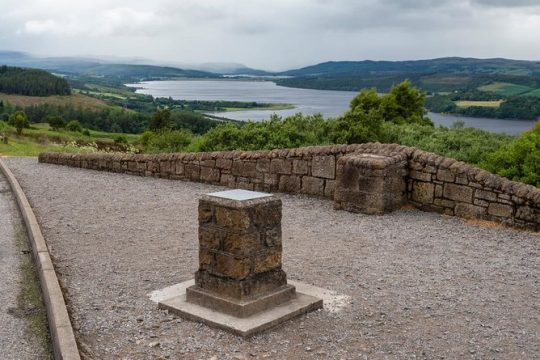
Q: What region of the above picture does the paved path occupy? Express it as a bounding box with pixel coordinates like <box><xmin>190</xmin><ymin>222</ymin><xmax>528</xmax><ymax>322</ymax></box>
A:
<box><xmin>0</xmin><ymin>171</ymin><xmax>49</xmax><ymax>359</ymax></box>
<box><xmin>5</xmin><ymin>157</ymin><xmax>540</xmax><ymax>360</ymax></box>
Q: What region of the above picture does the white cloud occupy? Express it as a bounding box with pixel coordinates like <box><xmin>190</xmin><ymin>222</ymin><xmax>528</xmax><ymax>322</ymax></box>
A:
<box><xmin>0</xmin><ymin>0</ymin><xmax>539</xmax><ymax>69</ymax></box>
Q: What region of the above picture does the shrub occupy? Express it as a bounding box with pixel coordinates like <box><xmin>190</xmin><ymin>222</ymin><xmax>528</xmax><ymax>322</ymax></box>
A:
<box><xmin>144</xmin><ymin>130</ymin><xmax>194</xmax><ymax>153</ymax></box>
<box><xmin>47</xmin><ymin>115</ymin><xmax>65</xmax><ymax>131</ymax></box>
<box><xmin>65</xmin><ymin>120</ymin><xmax>83</xmax><ymax>132</ymax></box>
<box><xmin>82</xmin><ymin>129</ymin><xmax>90</xmax><ymax>136</ymax></box>
<box><xmin>114</xmin><ymin>135</ymin><xmax>128</xmax><ymax>144</ymax></box>
<box><xmin>8</xmin><ymin>111</ymin><xmax>29</xmax><ymax>135</ymax></box>
<box><xmin>0</xmin><ymin>120</ymin><xmax>8</xmax><ymax>131</ymax></box>
<box><xmin>481</xmin><ymin>121</ymin><xmax>540</xmax><ymax>187</ymax></box>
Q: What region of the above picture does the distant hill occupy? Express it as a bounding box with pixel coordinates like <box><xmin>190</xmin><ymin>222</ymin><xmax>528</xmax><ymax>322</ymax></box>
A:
<box><xmin>280</xmin><ymin>57</ymin><xmax>540</xmax><ymax>77</ymax></box>
<box><xmin>0</xmin><ymin>51</ymin><xmax>217</xmax><ymax>80</ymax></box>
<box><xmin>179</xmin><ymin>62</ymin><xmax>274</xmax><ymax>76</ymax></box>
<box><xmin>0</xmin><ymin>65</ymin><xmax>71</xmax><ymax>96</ymax></box>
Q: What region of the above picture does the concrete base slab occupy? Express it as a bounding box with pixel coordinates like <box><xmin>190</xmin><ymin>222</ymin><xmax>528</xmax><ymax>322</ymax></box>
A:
<box><xmin>156</xmin><ymin>279</ymin><xmax>324</xmax><ymax>338</ymax></box>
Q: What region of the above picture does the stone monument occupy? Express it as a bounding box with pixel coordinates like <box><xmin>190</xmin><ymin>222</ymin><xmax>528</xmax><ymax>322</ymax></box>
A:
<box><xmin>158</xmin><ymin>189</ymin><xmax>323</xmax><ymax>337</ymax></box>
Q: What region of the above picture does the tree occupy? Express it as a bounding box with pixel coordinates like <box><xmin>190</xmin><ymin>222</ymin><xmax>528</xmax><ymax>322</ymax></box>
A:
<box><xmin>65</xmin><ymin>119</ymin><xmax>82</xmax><ymax>132</ymax></box>
<box><xmin>9</xmin><ymin>111</ymin><xmax>29</xmax><ymax>135</ymax></box>
<box><xmin>380</xmin><ymin>80</ymin><xmax>430</xmax><ymax>125</ymax></box>
<box><xmin>47</xmin><ymin>115</ymin><xmax>65</xmax><ymax>131</ymax></box>
<box><xmin>149</xmin><ymin>108</ymin><xmax>172</xmax><ymax>132</ymax></box>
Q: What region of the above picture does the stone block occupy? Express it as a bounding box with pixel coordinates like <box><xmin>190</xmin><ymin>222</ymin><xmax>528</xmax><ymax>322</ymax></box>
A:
<box><xmin>216</xmin><ymin>158</ymin><xmax>232</xmax><ymax>170</ymax></box>
<box><xmin>243</xmin><ymin>161</ymin><xmax>257</xmax><ymax>178</ymax></box>
<box><xmin>256</xmin><ymin>158</ymin><xmax>270</xmax><ymax>173</ymax></box>
<box><xmin>488</xmin><ymin>203</ymin><xmax>513</xmax><ymax>218</ymax></box>
<box><xmin>198</xmin><ymin>248</ymin><xmax>214</xmax><ymax>271</ymax></box>
<box><xmin>301</xmin><ymin>176</ymin><xmax>324</xmax><ymax>195</ymax></box>
<box><xmin>175</xmin><ymin>160</ymin><xmax>185</xmax><ymax>175</ymax></box>
<box><xmin>334</xmin><ymin>153</ymin><xmax>406</xmax><ymax>214</ymax></box>
<box><xmin>215</xmin><ymin>208</ymin><xmax>251</xmax><ymax>230</ymax></box>
<box><xmin>324</xmin><ymin>180</ymin><xmax>335</xmax><ymax>198</ymax></box>
<box><xmin>292</xmin><ymin>159</ymin><xmax>308</xmax><ymax>175</ymax></box>
<box><xmin>200</xmin><ymin>167</ymin><xmax>220</xmax><ymax>183</ymax></box>
<box><xmin>254</xmin><ymin>250</ymin><xmax>282</xmax><ymax>274</ymax></box>
<box><xmin>435</xmin><ymin>184</ymin><xmax>443</xmax><ymax>198</ymax></box>
<box><xmin>455</xmin><ymin>175</ymin><xmax>469</xmax><ymax>185</ymax></box>
<box><xmin>223</xmin><ymin>231</ymin><xmax>261</xmax><ymax>257</ymax></box>
<box><xmin>278</xmin><ymin>175</ymin><xmax>301</xmax><ymax>193</ymax></box>
<box><xmin>437</xmin><ymin>169</ymin><xmax>455</xmax><ymax>183</ymax></box>
<box><xmin>454</xmin><ymin>203</ymin><xmax>486</xmax><ymax>219</ymax></box>
<box><xmin>475</xmin><ymin>189</ymin><xmax>497</xmax><ymax>201</ymax></box>
<box><xmin>160</xmin><ymin>160</ymin><xmax>172</xmax><ymax>176</ymax></box>
<box><xmin>128</xmin><ymin>161</ymin><xmax>137</xmax><ymax>172</ymax></box>
<box><xmin>199</xmin><ymin>227</ymin><xmax>222</xmax><ymax>250</ymax></box>
<box><xmin>412</xmin><ymin>182</ymin><xmax>434</xmax><ymax>204</ymax></box>
<box><xmin>410</xmin><ymin>170</ymin><xmax>432</xmax><ymax>182</ymax></box>
<box><xmin>270</xmin><ymin>159</ymin><xmax>292</xmax><ymax>174</ymax></box>
<box><xmin>185</xmin><ymin>163</ymin><xmax>200</xmax><ymax>181</ymax></box>
<box><xmin>214</xmin><ymin>253</ymin><xmax>251</xmax><ymax>279</ymax></box>
<box><xmin>444</xmin><ymin>183</ymin><xmax>473</xmax><ymax>203</ymax></box>
<box><xmin>516</xmin><ymin>206</ymin><xmax>539</xmax><ymax>222</ymax></box>
<box><xmin>198</xmin><ymin>203</ymin><xmax>213</xmax><ymax>223</ymax></box>
<box><xmin>220</xmin><ymin>174</ymin><xmax>235</xmax><ymax>187</ymax></box>
<box><xmin>201</xmin><ymin>159</ymin><xmax>216</xmax><ymax>167</ymax></box>
<box><xmin>312</xmin><ymin>156</ymin><xmax>335</xmax><ymax>179</ymax></box>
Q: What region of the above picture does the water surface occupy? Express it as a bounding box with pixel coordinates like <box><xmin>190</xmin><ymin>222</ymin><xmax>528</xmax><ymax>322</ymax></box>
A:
<box><xmin>127</xmin><ymin>79</ymin><xmax>535</xmax><ymax>135</ymax></box>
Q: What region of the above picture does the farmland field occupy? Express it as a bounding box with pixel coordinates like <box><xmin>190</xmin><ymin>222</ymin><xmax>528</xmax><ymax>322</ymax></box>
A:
<box><xmin>455</xmin><ymin>100</ymin><xmax>503</xmax><ymax>108</ymax></box>
<box><xmin>478</xmin><ymin>82</ymin><xmax>533</xmax><ymax>96</ymax></box>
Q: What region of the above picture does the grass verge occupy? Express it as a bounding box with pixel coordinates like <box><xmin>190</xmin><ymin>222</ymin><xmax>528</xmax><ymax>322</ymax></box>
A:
<box><xmin>15</xmin><ymin>225</ymin><xmax>54</xmax><ymax>359</ymax></box>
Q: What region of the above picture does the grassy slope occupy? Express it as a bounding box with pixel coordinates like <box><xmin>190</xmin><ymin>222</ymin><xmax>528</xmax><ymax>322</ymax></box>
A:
<box><xmin>0</xmin><ymin>93</ymin><xmax>110</xmax><ymax>110</ymax></box>
<box><xmin>478</xmin><ymin>82</ymin><xmax>534</xmax><ymax>96</ymax></box>
<box><xmin>0</xmin><ymin>123</ymin><xmax>139</xmax><ymax>156</ymax></box>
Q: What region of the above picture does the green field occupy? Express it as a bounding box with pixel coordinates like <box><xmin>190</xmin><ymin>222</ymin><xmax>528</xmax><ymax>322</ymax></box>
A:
<box><xmin>455</xmin><ymin>100</ymin><xmax>503</xmax><ymax>108</ymax></box>
<box><xmin>524</xmin><ymin>89</ymin><xmax>540</xmax><ymax>98</ymax></box>
<box><xmin>478</xmin><ymin>82</ymin><xmax>534</xmax><ymax>96</ymax></box>
<box><xmin>0</xmin><ymin>123</ymin><xmax>139</xmax><ymax>156</ymax></box>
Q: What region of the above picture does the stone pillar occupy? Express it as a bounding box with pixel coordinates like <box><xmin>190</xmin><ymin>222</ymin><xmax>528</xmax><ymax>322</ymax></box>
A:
<box><xmin>334</xmin><ymin>153</ymin><xmax>407</xmax><ymax>214</ymax></box>
<box><xmin>186</xmin><ymin>189</ymin><xmax>296</xmax><ymax>318</ymax></box>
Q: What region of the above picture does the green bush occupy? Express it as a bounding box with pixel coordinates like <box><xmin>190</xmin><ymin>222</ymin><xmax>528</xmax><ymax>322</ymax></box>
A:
<box><xmin>8</xmin><ymin>111</ymin><xmax>29</xmax><ymax>135</ymax></box>
<box><xmin>382</xmin><ymin>121</ymin><xmax>513</xmax><ymax>165</ymax></box>
<box><xmin>65</xmin><ymin>120</ymin><xmax>83</xmax><ymax>132</ymax></box>
<box><xmin>46</xmin><ymin>115</ymin><xmax>65</xmax><ymax>131</ymax></box>
<box><xmin>144</xmin><ymin>129</ymin><xmax>194</xmax><ymax>153</ymax></box>
<box><xmin>481</xmin><ymin>122</ymin><xmax>540</xmax><ymax>186</ymax></box>
<box><xmin>0</xmin><ymin>120</ymin><xmax>9</xmax><ymax>131</ymax></box>
<box><xmin>114</xmin><ymin>135</ymin><xmax>128</xmax><ymax>144</ymax></box>
<box><xmin>197</xmin><ymin>113</ymin><xmax>332</xmax><ymax>152</ymax></box>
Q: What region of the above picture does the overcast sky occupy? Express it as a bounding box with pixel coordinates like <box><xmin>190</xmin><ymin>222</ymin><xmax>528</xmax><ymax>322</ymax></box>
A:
<box><xmin>1</xmin><ymin>0</ymin><xmax>540</xmax><ymax>70</ymax></box>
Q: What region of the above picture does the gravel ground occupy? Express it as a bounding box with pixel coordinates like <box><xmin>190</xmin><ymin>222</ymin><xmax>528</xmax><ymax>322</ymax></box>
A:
<box><xmin>5</xmin><ymin>157</ymin><xmax>539</xmax><ymax>360</ymax></box>
<box><xmin>0</xmin><ymin>170</ymin><xmax>49</xmax><ymax>359</ymax></box>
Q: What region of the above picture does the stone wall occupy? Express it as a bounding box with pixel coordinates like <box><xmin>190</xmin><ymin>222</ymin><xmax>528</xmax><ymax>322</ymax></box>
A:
<box><xmin>39</xmin><ymin>143</ymin><xmax>540</xmax><ymax>231</ymax></box>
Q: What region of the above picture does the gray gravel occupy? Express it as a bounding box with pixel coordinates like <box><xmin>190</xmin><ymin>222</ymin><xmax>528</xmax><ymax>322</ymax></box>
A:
<box><xmin>5</xmin><ymin>157</ymin><xmax>540</xmax><ymax>360</ymax></box>
<box><xmin>0</xmin><ymin>170</ymin><xmax>49</xmax><ymax>359</ymax></box>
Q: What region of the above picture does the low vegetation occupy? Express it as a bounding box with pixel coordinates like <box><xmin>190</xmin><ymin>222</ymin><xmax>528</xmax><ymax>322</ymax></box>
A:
<box><xmin>1</xmin><ymin>73</ymin><xmax>538</xmax><ymax>187</ymax></box>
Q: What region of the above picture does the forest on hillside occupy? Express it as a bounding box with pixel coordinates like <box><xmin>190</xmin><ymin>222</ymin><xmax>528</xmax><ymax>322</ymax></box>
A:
<box><xmin>0</xmin><ymin>66</ymin><xmax>71</xmax><ymax>96</ymax></box>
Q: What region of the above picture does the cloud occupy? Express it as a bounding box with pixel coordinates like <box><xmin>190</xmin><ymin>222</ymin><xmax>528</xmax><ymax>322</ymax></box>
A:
<box><xmin>21</xmin><ymin>7</ymin><xmax>159</xmax><ymax>37</ymax></box>
<box><xmin>472</xmin><ymin>0</ymin><xmax>540</xmax><ymax>7</ymax></box>
<box><xmin>0</xmin><ymin>0</ymin><xmax>539</xmax><ymax>69</ymax></box>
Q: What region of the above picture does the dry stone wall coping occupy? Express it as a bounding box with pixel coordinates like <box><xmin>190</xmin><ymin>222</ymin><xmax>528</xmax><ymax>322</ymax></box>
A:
<box><xmin>39</xmin><ymin>143</ymin><xmax>540</xmax><ymax>231</ymax></box>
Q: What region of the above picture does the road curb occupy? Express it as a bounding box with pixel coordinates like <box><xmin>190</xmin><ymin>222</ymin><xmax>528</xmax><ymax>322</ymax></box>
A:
<box><xmin>0</xmin><ymin>158</ymin><xmax>80</xmax><ymax>360</ymax></box>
